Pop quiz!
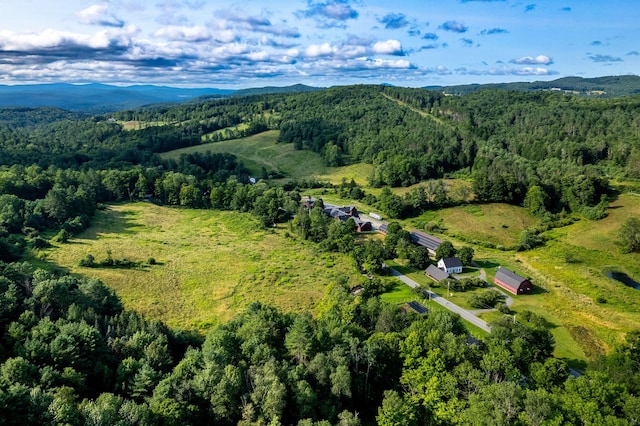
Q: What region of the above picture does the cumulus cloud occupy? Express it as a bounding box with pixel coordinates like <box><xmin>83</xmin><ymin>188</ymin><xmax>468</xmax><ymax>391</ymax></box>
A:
<box><xmin>378</xmin><ymin>13</ymin><xmax>410</xmax><ymax>29</ymax></box>
<box><xmin>460</xmin><ymin>38</ymin><xmax>474</xmax><ymax>47</ymax></box>
<box><xmin>407</xmin><ymin>28</ymin><xmax>421</xmax><ymax>37</ymax></box>
<box><xmin>422</xmin><ymin>33</ymin><xmax>439</xmax><ymax>40</ymax></box>
<box><xmin>627</xmin><ymin>51</ymin><xmax>640</xmax><ymax>56</ymax></box>
<box><xmin>460</xmin><ymin>0</ymin><xmax>506</xmax><ymax>2</ymax></box>
<box><xmin>439</xmin><ymin>21</ymin><xmax>468</xmax><ymax>33</ymax></box>
<box><xmin>372</xmin><ymin>39</ymin><xmax>404</xmax><ymax>55</ymax></box>
<box><xmin>77</xmin><ymin>4</ymin><xmax>125</xmax><ymax>28</ymax></box>
<box><xmin>480</xmin><ymin>28</ymin><xmax>508</xmax><ymax>35</ymax></box>
<box><xmin>561</xmin><ymin>7</ymin><xmax>571</xmax><ymax>12</ymax></box>
<box><xmin>458</xmin><ymin>65</ymin><xmax>557</xmax><ymax>77</ymax></box>
<box><xmin>511</xmin><ymin>54</ymin><xmax>552</xmax><ymax>65</ymax></box>
<box><xmin>299</xmin><ymin>0</ymin><xmax>359</xmax><ymax>28</ymax></box>
<box><xmin>0</xmin><ymin>28</ymin><xmax>133</xmax><ymax>59</ymax></box>
<box><xmin>588</xmin><ymin>54</ymin><xmax>623</xmax><ymax>63</ymax></box>
<box><xmin>216</xmin><ymin>9</ymin><xmax>300</xmax><ymax>38</ymax></box>
<box><xmin>304</xmin><ymin>38</ymin><xmax>404</xmax><ymax>59</ymax></box>
<box><xmin>524</xmin><ymin>4</ymin><xmax>536</xmax><ymax>12</ymax></box>
<box><xmin>591</xmin><ymin>40</ymin><xmax>602</xmax><ymax>46</ymax></box>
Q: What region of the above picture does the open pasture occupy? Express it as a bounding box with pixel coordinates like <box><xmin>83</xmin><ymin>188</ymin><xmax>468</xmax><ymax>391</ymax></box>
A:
<box><xmin>410</xmin><ymin>203</ymin><xmax>537</xmax><ymax>248</ymax></box>
<box><xmin>45</xmin><ymin>202</ymin><xmax>361</xmax><ymax>331</ymax></box>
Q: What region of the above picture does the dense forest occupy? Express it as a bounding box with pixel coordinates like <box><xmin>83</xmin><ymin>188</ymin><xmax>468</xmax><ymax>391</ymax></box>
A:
<box><xmin>1</xmin><ymin>85</ymin><xmax>640</xmax><ymax>423</ymax></box>
<box><xmin>3</xmin><ymin>261</ymin><xmax>640</xmax><ymax>425</ymax></box>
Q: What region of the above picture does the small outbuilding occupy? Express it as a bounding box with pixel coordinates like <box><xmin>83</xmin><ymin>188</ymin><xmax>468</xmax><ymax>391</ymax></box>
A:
<box><xmin>438</xmin><ymin>257</ymin><xmax>463</xmax><ymax>274</ymax></box>
<box><xmin>401</xmin><ymin>300</ymin><xmax>429</xmax><ymax>315</ymax></box>
<box><xmin>379</xmin><ymin>222</ymin><xmax>389</xmax><ymax>234</ymax></box>
<box><xmin>494</xmin><ymin>266</ymin><xmax>533</xmax><ymax>295</ymax></box>
<box><xmin>426</xmin><ymin>264</ymin><xmax>449</xmax><ymax>282</ymax></box>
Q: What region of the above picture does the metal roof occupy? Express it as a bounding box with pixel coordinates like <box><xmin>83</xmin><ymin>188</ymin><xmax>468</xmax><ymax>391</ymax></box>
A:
<box><xmin>494</xmin><ymin>266</ymin><xmax>527</xmax><ymax>291</ymax></box>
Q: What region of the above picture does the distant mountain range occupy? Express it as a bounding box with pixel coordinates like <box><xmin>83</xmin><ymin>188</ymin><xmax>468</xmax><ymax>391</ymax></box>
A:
<box><xmin>424</xmin><ymin>75</ymin><xmax>640</xmax><ymax>97</ymax></box>
<box><xmin>0</xmin><ymin>76</ymin><xmax>638</xmax><ymax>113</ymax></box>
<box><xmin>0</xmin><ymin>83</ymin><xmax>327</xmax><ymax>112</ymax></box>
<box><xmin>0</xmin><ymin>83</ymin><xmax>233</xmax><ymax>112</ymax></box>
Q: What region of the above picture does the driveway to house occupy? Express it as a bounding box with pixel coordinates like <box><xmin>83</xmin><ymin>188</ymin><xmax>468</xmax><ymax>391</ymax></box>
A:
<box><xmin>390</xmin><ymin>268</ymin><xmax>492</xmax><ymax>333</ymax></box>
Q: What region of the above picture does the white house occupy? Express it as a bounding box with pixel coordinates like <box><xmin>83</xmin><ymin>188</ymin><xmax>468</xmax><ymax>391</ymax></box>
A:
<box><xmin>437</xmin><ymin>257</ymin><xmax>463</xmax><ymax>274</ymax></box>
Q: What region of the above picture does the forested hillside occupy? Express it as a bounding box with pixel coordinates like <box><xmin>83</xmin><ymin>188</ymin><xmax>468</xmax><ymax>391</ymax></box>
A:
<box><xmin>1</xmin><ymin>85</ymin><xmax>640</xmax><ymax>424</ymax></box>
<box><xmin>2</xmin><ymin>261</ymin><xmax>640</xmax><ymax>425</ymax></box>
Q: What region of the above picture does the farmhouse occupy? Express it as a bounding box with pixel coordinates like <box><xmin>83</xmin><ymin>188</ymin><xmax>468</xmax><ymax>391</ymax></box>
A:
<box><xmin>324</xmin><ymin>207</ymin><xmax>350</xmax><ymax>221</ymax></box>
<box><xmin>321</xmin><ymin>203</ymin><xmax>372</xmax><ymax>232</ymax></box>
<box><xmin>410</xmin><ymin>230</ymin><xmax>443</xmax><ymax>256</ymax></box>
<box><xmin>354</xmin><ymin>218</ymin><xmax>373</xmax><ymax>232</ymax></box>
<box><xmin>438</xmin><ymin>257</ymin><xmax>463</xmax><ymax>274</ymax></box>
<box><xmin>494</xmin><ymin>267</ymin><xmax>533</xmax><ymax>295</ymax></box>
<box><xmin>426</xmin><ymin>264</ymin><xmax>449</xmax><ymax>282</ymax></box>
<box><xmin>379</xmin><ymin>222</ymin><xmax>389</xmax><ymax>234</ymax></box>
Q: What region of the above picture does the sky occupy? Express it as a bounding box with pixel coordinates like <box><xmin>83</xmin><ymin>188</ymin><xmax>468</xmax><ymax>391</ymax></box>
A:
<box><xmin>0</xmin><ymin>0</ymin><xmax>637</xmax><ymax>88</ymax></box>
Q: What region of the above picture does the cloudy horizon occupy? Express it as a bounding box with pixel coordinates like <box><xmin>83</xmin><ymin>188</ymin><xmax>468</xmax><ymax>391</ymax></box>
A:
<box><xmin>0</xmin><ymin>0</ymin><xmax>637</xmax><ymax>88</ymax></box>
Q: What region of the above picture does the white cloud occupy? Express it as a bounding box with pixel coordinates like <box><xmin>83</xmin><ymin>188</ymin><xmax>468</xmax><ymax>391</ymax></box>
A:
<box><xmin>306</xmin><ymin>43</ymin><xmax>337</xmax><ymax>57</ymax></box>
<box><xmin>77</xmin><ymin>4</ymin><xmax>125</xmax><ymax>28</ymax></box>
<box><xmin>372</xmin><ymin>39</ymin><xmax>403</xmax><ymax>55</ymax></box>
<box><xmin>511</xmin><ymin>54</ymin><xmax>553</xmax><ymax>65</ymax></box>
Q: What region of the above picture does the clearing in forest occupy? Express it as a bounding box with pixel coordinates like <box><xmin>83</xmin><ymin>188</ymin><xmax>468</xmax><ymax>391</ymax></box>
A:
<box><xmin>45</xmin><ymin>202</ymin><xmax>361</xmax><ymax>331</ymax></box>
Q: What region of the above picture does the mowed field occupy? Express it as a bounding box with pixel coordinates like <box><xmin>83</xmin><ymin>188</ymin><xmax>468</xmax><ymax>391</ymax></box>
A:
<box><xmin>517</xmin><ymin>193</ymin><xmax>640</xmax><ymax>354</ymax></box>
<box><xmin>411</xmin><ymin>203</ymin><xmax>537</xmax><ymax>248</ymax></box>
<box><xmin>405</xmin><ymin>194</ymin><xmax>640</xmax><ymax>362</ymax></box>
<box><xmin>45</xmin><ymin>202</ymin><xmax>362</xmax><ymax>331</ymax></box>
<box><xmin>160</xmin><ymin>130</ymin><xmax>374</xmax><ymax>185</ymax></box>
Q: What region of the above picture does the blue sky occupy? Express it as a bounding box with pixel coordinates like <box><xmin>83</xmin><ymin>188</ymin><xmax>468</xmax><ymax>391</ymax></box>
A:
<box><xmin>0</xmin><ymin>0</ymin><xmax>637</xmax><ymax>88</ymax></box>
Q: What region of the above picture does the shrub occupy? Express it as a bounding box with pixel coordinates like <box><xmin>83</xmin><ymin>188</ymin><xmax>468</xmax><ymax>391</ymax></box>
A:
<box><xmin>31</xmin><ymin>236</ymin><xmax>50</xmax><ymax>249</ymax></box>
<box><xmin>79</xmin><ymin>254</ymin><xmax>95</xmax><ymax>267</ymax></box>
<box><xmin>469</xmin><ymin>290</ymin><xmax>504</xmax><ymax>309</ymax></box>
<box><xmin>53</xmin><ymin>229</ymin><xmax>71</xmax><ymax>243</ymax></box>
<box><xmin>147</xmin><ymin>257</ymin><xmax>157</xmax><ymax>265</ymax></box>
<box><xmin>496</xmin><ymin>302</ymin><xmax>511</xmax><ymax>314</ymax></box>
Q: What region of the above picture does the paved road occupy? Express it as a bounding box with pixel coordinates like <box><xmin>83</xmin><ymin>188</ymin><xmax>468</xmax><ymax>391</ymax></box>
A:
<box><xmin>390</xmin><ymin>268</ymin><xmax>492</xmax><ymax>333</ymax></box>
<box><xmin>390</xmin><ymin>269</ymin><xmax>584</xmax><ymax>376</ymax></box>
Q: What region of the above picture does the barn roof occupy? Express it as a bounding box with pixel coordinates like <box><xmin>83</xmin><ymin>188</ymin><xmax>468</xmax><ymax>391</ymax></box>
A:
<box><xmin>410</xmin><ymin>230</ymin><xmax>443</xmax><ymax>252</ymax></box>
<box><xmin>494</xmin><ymin>267</ymin><xmax>527</xmax><ymax>291</ymax></box>
<box><xmin>426</xmin><ymin>264</ymin><xmax>449</xmax><ymax>282</ymax></box>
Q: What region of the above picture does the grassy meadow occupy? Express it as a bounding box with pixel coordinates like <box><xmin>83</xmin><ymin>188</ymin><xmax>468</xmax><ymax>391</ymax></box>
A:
<box><xmin>44</xmin><ymin>202</ymin><xmax>362</xmax><ymax>331</ymax></box>
<box><xmin>160</xmin><ymin>130</ymin><xmax>375</xmax><ymax>185</ymax></box>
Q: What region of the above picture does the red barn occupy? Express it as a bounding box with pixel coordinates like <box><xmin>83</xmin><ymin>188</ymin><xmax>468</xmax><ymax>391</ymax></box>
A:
<box><xmin>494</xmin><ymin>267</ymin><xmax>533</xmax><ymax>295</ymax></box>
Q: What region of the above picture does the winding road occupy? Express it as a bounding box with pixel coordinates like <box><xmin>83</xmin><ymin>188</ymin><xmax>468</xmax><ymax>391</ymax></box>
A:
<box><xmin>390</xmin><ymin>268</ymin><xmax>492</xmax><ymax>333</ymax></box>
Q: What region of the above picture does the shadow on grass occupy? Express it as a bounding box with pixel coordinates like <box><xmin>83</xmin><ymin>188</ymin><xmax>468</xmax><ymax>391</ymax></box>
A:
<box><xmin>531</xmin><ymin>284</ymin><xmax>549</xmax><ymax>295</ymax></box>
<box><xmin>474</xmin><ymin>259</ymin><xmax>499</xmax><ymax>269</ymax></box>
<box><xmin>79</xmin><ymin>204</ymin><xmax>140</xmax><ymax>240</ymax></box>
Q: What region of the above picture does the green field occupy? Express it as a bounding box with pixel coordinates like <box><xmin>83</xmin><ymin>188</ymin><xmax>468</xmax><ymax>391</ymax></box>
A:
<box><xmin>44</xmin><ymin>203</ymin><xmax>362</xmax><ymax>331</ymax></box>
<box><xmin>160</xmin><ymin>130</ymin><xmax>374</xmax><ymax>184</ymax></box>
<box><xmin>409</xmin><ymin>203</ymin><xmax>537</xmax><ymax>248</ymax></box>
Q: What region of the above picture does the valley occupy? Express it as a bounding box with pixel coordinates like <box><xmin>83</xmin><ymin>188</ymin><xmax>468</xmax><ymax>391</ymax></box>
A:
<box><xmin>2</xmin><ymin>83</ymin><xmax>640</xmax><ymax>424</ymax></box>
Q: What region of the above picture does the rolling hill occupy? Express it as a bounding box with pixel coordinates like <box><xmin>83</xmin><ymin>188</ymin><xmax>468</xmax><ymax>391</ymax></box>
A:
<box><xmin>0</xmin><ymin>83</ymin><xmax>233</xmax><ymax>112</ymax></box>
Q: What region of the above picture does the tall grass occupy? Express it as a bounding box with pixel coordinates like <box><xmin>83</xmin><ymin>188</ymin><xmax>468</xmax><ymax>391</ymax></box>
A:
<box><xmin>45</xmin><ymin>203</ymin><xmax>362</xmax><ymax>331</ymax></box>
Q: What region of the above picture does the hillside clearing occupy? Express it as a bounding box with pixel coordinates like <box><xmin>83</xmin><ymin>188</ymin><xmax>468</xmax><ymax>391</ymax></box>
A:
<box><xmin>160</xmin><ymin>130</ymin><xmax>375</xmax><ymax>184</ymax></box>
<box><xmin>44</xmin><ymin>202</ymin><xmax>362</xmax><ymax>331</ymax></box>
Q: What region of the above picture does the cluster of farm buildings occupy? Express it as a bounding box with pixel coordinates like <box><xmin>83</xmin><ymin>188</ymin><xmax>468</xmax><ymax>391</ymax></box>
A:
<box><xmin>304</xmin><ymin>196</ymin><xmax>534</xmax><ymax>296</ymax></box>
